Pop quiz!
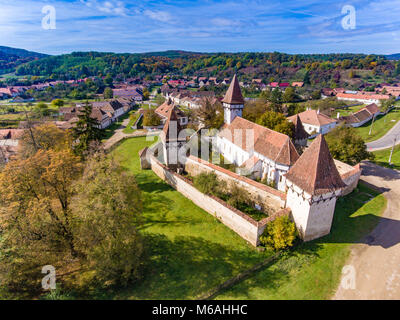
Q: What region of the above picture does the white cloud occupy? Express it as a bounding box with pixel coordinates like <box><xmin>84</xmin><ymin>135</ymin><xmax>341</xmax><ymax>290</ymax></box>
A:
<box><xmin>144</xmin><ymin>10</ymin><xmax>172</xmax><ymax>23</ymax></box>
<box><xmin>80</xmin><ymin>0</ymin><xmax>127</xmax><ymax>16</ymax></box>
<box><xmin>211</xmin><ymin>18</ymin><xmax>241</xmax><ymax>27</ymax></box>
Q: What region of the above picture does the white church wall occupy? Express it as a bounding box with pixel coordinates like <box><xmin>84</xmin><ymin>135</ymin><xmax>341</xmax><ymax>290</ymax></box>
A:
<box><xmin>285</xmin><ymin>181</ymin><xmax>339</xmax><ymax>242</ymax></box>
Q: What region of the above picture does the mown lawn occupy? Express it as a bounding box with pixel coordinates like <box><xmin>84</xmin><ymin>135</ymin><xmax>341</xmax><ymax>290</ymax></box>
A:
<box><xmin>103</xmin><ymin>137</ymin><xmax>271</xmax><ymax>300</ymax></box>
<box><xmin>215</xmin><ymin>183</ymin><xmax>386</xmax><ymax>300</ymax></box>
<box><xmin>337</xmin><ymin>104</ymin><xmax>365</xmax><ymax>117</ymax></box>
<box><xmin>355</xmin><ymin>109</ymin><xmax>400</xmax><ymax>142</ymax></box>
<box><xmin>122</xmin><ymin>112</ymin><xmax>140</xmax><ymax>134</ymax></box>
<box><xmin>372</xmin><ymin>145</ymin><xmax>400</xmax><ymax>170</ymax></box>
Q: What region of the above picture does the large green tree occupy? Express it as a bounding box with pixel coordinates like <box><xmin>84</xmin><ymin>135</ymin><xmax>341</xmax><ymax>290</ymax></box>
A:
<box><xmin>325</xmin><ymin>126</ymin><xmax>373</xmax><ymax>165</ymax></box>
<box><xmin>72</xmin><ymin>103</ymin><xmax>103</xmax><ymax>157</ymax></box>
<box><xmin>71</xmin><ymin>154</ymin><xmax>144</xmax><ymax>286</ymax></box>
<box><xmin>256</xmin><ymin>111</ymin><xmax>294</xmax><ymax>138</ymax></box>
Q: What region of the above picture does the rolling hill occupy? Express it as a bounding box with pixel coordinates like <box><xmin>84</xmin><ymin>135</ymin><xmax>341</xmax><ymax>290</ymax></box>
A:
<box><xmin>0</xmin><ymin>46</ymin><xmax>48</xmax><ymax>75</ymax></box>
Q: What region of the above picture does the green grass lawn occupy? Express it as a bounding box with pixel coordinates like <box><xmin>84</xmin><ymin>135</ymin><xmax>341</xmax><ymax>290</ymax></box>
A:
<box><xmin>122</xmin><ymin>112</ymin><xmax>140</xmax><ymax>134</ymax></box>
<box><xmin>337</xmin><ymin>104</ymin><xmax>365</xmax><ymax>117</ymax></box>
<box><xmin>102</xmin><ymin>137</ymin><xmax>272</xmax><ymax>300</ymax></box>
<box><xmin>355</xmin><ymin>109</ymin><xmax>400</xmax><ymax>142</ymax></box>
<box><xmin>101</xmin><ymin>112</ymin><xmax>133</xmax><ymax>141</ymax></box>
<box><xmin>214</xmin><ymin>183</ymin><xmax>386</xmax><ymax>300</ymax></box>
<box><xmin>372</xmin><ymin>145</ymin><xmax>400</xmax><ymax>170</ymax></box>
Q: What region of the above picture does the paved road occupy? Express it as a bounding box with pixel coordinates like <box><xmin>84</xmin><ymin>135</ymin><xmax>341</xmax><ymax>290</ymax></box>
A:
<box><xmin>333</xmin><ymin>161</ymin><xmax>400</xmax><ymax>300</ymax></box>
<box><xmin>366</xmin><ymin>120</ymin><xmax>400</xmax><ymax>152</ymax></box>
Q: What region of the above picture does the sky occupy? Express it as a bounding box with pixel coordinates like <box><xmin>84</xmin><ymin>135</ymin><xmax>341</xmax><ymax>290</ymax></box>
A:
<box><xmin>0</xmin><ymin>0</ymin><xmax>399</xmax><ymax>55</ymax></box>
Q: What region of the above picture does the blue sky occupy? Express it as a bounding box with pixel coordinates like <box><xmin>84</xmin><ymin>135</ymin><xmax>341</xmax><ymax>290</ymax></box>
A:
<box><xmin>0</xmin><ymin>0</ymin><xmax>399</xmax><ymax>55</ymax></box>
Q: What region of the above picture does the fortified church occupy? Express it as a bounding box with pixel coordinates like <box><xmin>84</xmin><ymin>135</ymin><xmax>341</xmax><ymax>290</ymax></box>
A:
<box><xmin>158</xmin><ymin>75</ymin><xmax>360</xmax><ymax>241</ymax></box>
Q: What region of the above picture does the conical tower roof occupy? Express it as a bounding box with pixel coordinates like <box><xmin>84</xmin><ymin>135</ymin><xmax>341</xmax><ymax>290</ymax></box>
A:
<box><xmin>285</xmin><ymin>134</ymin><xmax>346</xmax><ymax>196</ymax></box>
<box><xmin>292</xmin><ymin>114</ymin><xmax>309</xmax><ymax>141</ymax></box>
<box><xmin>162</xmin><ymin>106</ymin><xmax>184</xmax><ymax>142</ymax></box>
<box><xmin>222</xmin><ymin>74</ymin><xmax>244</xmax><ymax>105</ymax></box>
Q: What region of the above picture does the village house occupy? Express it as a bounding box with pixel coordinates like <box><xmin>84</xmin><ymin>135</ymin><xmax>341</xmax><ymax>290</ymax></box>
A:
<box><xmin>336</xmin><ymin>92</ymin><xmax>391</xmax><ymax>105</ymax></box>
<box><xmin>340</xmin><ymin>103</ymin><xmax>383</xmax><ymax>128</ymax></box>
<box><xmin>112</xmin><ymin>87</ymin><xmax>143</xmax><ymax>101</ymax></box>
<box><xmin>155</xmin><ymin>99</ymin><xmax>188</xmax><ymax>126</ymax></box>
<box><xmin>291</xmin><ymin>82</ymin><xmax>304</xmax><ymax>87</ymax></box>
<box><xmin>287</xmin><ymin>109</ymin><xmax>338</xmax><ymax>137</ymax></box>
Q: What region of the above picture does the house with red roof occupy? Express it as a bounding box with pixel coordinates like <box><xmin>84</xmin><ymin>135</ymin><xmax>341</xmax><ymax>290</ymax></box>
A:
<box><xmin>336</xmin><ymin>92</ymin><xmax>391</xmax><ymax>105</ymax></box>
<box><xmin>287</xmin><ymin>109</ymin><xmax>338</xmax><ymax>137</ymax></box>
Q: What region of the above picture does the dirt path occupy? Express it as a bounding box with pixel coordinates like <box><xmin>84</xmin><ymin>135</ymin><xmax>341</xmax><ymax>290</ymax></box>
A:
<box><xmin>103</xmin><ymin>118</ymin><xmax>160</xmax><ymax>150</ymax></box>
<box><xmin>333</xmin><ymin>161</ymin><xmax>400</xmax><ymax>300</ymax></box>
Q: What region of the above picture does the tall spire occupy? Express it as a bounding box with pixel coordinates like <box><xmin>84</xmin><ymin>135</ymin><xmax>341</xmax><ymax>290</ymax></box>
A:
<box><xmin>292</xmin><ymin>115</ymin><xmax>309</xmax><ymax>141</ymax></box>
<box><xmin>285</xmin><ymin>134</ymin><xmax>346</xmax><ymax>196</ymax></box>
<box><xmin>162</xmin><ymin>106</ymin><xmax>182</xmax><ymax>142</ymax></box>
<box><xmin>222</xmin><ymin>74</ymin><xmax>244</xmax><ymax>105</ymax></box>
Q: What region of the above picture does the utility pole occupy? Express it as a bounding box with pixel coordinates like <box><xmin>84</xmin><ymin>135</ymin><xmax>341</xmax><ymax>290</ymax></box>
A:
<box><xmin>389</xmin><ymin>136</ymin><xmax>397</xmax><ymax>165</ymax></box>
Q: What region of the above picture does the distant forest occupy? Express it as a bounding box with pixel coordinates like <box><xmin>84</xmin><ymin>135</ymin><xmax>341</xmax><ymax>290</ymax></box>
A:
<box><xmin>0</xmin><ymin>47</ymin><xmax>397</xmax><ymax>89</ymax></box>
<box><xmin>0</xmin><ymin>46</ymin><xmax>47</xmax><ymax>74</ymax></box>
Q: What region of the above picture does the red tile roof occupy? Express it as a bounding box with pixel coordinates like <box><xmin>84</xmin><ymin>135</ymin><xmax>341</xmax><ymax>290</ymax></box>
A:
<box><xmin>219</xmin><ymin>117</ymin><xmax>299</xmax><ymax>166</ymax></box>
<box><xmin>285</xmin><ymin>135</ymin><xmax>346</xmax><ymax>196</ymax></box>
<box><xmin>162</xmin><ymin>106</ymin><xmax>184</xmax><ymax>142</ymax></box>
<box><xmin>336</xmin><ymin>93</ymin><xmax>390</xmax><ymax>100</ymax></box>
<box><xmin>290</xmin><ymin>115</ymin><xmax>309</xmax><ymax>141</ymax></box>
<box><xmin>155</xmin><ymin>99</ymin><xmax>185</xmax><ymax>119</ymax></box>
<box><xmin>222</xmin><ymin>75</ymin><xmax>244</xmax><ymax>105</ymax></box>
<box><xmin>287</xmin><ymin>109</ymin><xmax>336</xmax><ymax>127</ymax></box>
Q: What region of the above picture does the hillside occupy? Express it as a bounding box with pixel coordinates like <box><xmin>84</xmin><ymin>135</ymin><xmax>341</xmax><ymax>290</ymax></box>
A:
<box><xmin>13</xmin><ymin>51</ymin><xmax>400</xmax><ymax>89</ymax></box>
<box><xmin>0</xmin><ymin>46</ymin><xmax>48</xmax><ymax>75</ymax></box>
<box><xmin>386</xmin><ymin>53</ymin><xmax>400</xmax><ymax>60</ymax></box>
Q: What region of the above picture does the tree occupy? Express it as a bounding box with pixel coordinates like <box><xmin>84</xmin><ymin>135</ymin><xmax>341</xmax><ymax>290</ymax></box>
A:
<box><xmin>227</xmin><ymin>184</ymin><xmax>254</xmax><ymax>209</ymax></box>
<box><xmin>260</xmin><ymin>216</ymin><xmax>297</xmax><ymax>251</ymax></box>
<box><xmin>243</xmin><ymin>100</ymin><xmax>269</xmax><ymax>123</ymax></box>
<box><xmin>71</xmin><ymin>154</ymin><xmax>144</xmax><ymax>286</ymax></box>
<box><xmin>19</xmin><ymin>123</ymin><xmax>72</xmax><ymax>159</ymax></box>
<box><xmin>51</xmin><ymin>99</ymin><xmax>64</xmax><ymax>108</ymax></box>
<box><xmin>33</xmin><ymin>102</ymin><xmax>51</xmax><ymax>117</ymax></box>
<box><xmin>311</xmin><ymin>90</ymin><xmax>321</xmax><ymax>100</ymax></box>
<box><xmin>142</xmin><ymin>88</ymin><xmax>150</xmax><ymax>101</ymax></box>
<box><xmin>193</xmin><ymin>172</ymin><xmax>224</xmax><ymax>196</ymax></box>
<box><xmin>282</xmin><ymin>87</ymin><xmax>298</xmax><ymax>103</ymax></box>
<box><xmin>104</xmin><ymin>87</ymin><xmax>113</xmax><ymax>99</ymax></box>
<box><xmin>380</xmin><ymin>97</ymin><xmax>396</xmax><ymax>113</ymax></box>
<box><xmin>0</xmin><ymin>149</ymin><xmax>83</xmax><ymax>296</ymax></box>
<box><xmin>194</xmin><ymin>99</ymin><xmax>224</xmax><ymax>129</ymax></box>
<box><xmin>325</xmin><ymin>126</ymin><xmax>373</xmax><ymax>165</ymax></box>
<box><xmin>72</xmin><ymin>103</ymin><xmax>103</xmax><ymax>157</ymax></box>
<box><xmin>104</xmin><ymin>73</ymin><xmax>113</xmax><ymax>86</ymax></box>
<box><xmin>256</xmin><ymin>111</ymin><xmax>294</xmax><ymax>138</ymax></box>
<box><xmin>142</xmin><ymin>109</ymin><xmax>161</xmax><ymax>127</ymax></box>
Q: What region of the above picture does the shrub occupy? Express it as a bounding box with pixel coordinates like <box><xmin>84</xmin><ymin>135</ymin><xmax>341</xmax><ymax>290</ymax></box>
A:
<box><xmin>142</xmin><ymin>109</ymin><xmax>161</xmax><ymax>127</ymax></box>
<box><xmin>193</xmin><ymin>172</ymin><xmax>223</xmax><ymax>196</ymax></box>
<box><xmin>227</xmin><ymin>184</ymin><xmax>254</xmax><ymax>209</ymax></box>
<box><xmin>260</xmin><ymin>216</ymin><xmax>297</xmax><ymax>251</ymax></box>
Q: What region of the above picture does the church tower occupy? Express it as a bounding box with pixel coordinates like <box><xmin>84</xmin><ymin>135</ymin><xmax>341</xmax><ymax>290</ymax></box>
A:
<box><xmin>285</xmin><ymin>134</ymin><xmax>346</xmax><ymax>241</ymax></box>
<box><xmin>161</xmin><ymin>106</ymin><xmax>186</xmax><ymax>169</ymax></box>
<box><xmin>222</xmin><ymin>74</ymin><xmax>245</xmax><ymax>124</ymax></box>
